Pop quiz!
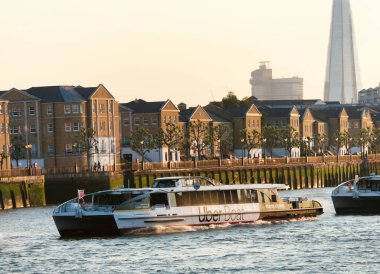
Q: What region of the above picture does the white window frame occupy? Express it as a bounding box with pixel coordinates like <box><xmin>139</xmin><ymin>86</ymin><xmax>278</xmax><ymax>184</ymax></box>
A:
<box><xmin>29</xmin><ymin>106</ymin><xmax>35</xmax><ymax>116</ymax></box>
<box><xmin>64</xmin><ymin>105</ymin><xmax>71</xmax><ymax>114</ymax></box>
<box><xmin>30</xmin><ymin>125</ymin><xmax>36</xmax><ymax>134</ymax></box>
<box><xmin>134</xmin><ymin>117</ymin><xmax>140</xmax><ymax>125</ymax></box>
<box><xmin>123</xmin><ymin>118</ymin><xmax>129</xmax><ymax>127</ymax></box>
<box><xmin>72</xmin><ymin>105</ymin><xmax>79</xmax><ymax>114</ymax></box>
<box><xmin>48</xmin><ymin>144</ymin><xmax>54</xmax><ymax>155</ymax></box>
<box><xmin>152</xmin><ymin>118</ymin><xmax>158</xmax><ymax>125</ymax></box>
<box><xmin>47</xmin><ymin>105</ymin><xmax>53</xmax><ymax>115</ymax></box>
<box><xmin>143</xmin><ymin>117</ymin><xmax>148</xmax><ymax>125</ymax></box>
<box><xmin>99</xmin><ymin>104</ymin><xmax>104</xmax><ymax>113</ymax></box>
<box><xmin>65</xmin><ymin>123</ymin><xmax>71</xmax><ymax>132</ymax></box>
<box><xmin>73</xmin><ymin>122</ymin><xmax>80</xmax><ymax>132</ymax></box>
<box><xmin>47</xmin><ymin>123</ymin><xmax>53</xmax><ymax>133</ymax></box>
<box><xmin>65</xmin><ymin>144</ymin><xmax>73</xmax><ymax>153</ymax></box>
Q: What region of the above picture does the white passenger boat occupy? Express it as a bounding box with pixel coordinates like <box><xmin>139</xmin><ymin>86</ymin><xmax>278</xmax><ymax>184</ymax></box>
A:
<box><xmin>332</xmin><ymin>174</ymin><xmax>380</xmax><ymax>214</ymax></box>
<box><xmin>53</xmin><ymin>176</ymin><xmax>323</xmax><ymax>237</ymax></box>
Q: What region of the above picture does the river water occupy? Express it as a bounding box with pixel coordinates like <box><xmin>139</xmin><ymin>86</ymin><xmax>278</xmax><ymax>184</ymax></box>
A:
<box><xmin>1</xmin><ymin>188</ymin><xmax>379</xmax><ymax>273</ymax></box>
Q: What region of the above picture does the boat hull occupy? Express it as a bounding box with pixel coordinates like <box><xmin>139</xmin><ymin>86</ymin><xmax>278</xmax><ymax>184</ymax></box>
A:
<box><xmin>54</xmin><ymin>207</ymin><xmax>323</xmax><ymax>237</ymax></box>
<box><xmin>332</xmin><ymin>196</ymin><xmax>380</xmax><ymax>215</ymax></box>
<box><xmin>53</xmin><ymin>215</ymin><xmax>120</xmax><ymax>237</ymax></box>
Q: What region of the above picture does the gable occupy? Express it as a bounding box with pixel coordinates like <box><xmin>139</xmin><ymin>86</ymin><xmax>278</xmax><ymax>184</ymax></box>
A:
<box><xmin>90</xmin><ymin>84</ymin><xmax>115</xmax><ymax>99</ymax></box>
<box><xmin>290</xmin><ymin>106</ymin><xmax>300</xmax><ymax>117</ymax></box>
<box><xmin>246</xmin><ymin>104</ymin><xmax>262</xmax><ymax>117</ymax></box>
<box><xmin>189</xmin><ymin>106</ymin><xmax>212</xmax><ymax>121</ymax></box>
<box><xmin>0</xmin><ymin>89</ymin><xmax>39</xmax><ymax>101</ymax></box>
<box><xmin>302</xmin><ymin>109</ymin><xmax>314</xmax><ymax>121</ymax></box>
<box><xmin>340</xmin><ymin>108</ymin><xmax>348</xmax><ymax>118</ymax></box>
<box><xmin>161</xmin><ymin>100</ymin><xmax>179</xmax><ymax>112</ymax></box>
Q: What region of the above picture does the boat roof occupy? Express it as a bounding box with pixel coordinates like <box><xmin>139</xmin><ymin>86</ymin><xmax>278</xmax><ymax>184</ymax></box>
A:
<box><xmin>90</xmin><ymin>183</ymin><xmax>289</xmax><ymax>196</ymax></box>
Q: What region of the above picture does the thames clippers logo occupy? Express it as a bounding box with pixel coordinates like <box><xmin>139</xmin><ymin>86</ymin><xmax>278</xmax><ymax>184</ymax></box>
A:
<box><xmin>198</xmin><ymin>206</ymin><xmax>244</xmax><ymax>223</ymax></box>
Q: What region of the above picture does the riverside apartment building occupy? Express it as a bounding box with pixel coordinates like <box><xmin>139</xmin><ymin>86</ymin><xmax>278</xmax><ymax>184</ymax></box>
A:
<box><xmin>0</xmin><ymin>84</ymin><xmax>119</xmax><ymax>170</ymax></box>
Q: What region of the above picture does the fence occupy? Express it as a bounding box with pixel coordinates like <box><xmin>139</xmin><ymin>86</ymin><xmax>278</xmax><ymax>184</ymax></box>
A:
<box><xmin>0</xmin><ymin>168</ymin><xmax>42</xmax><ymax>178</ymax></box>
<box><xmin>129</xmin><ymin>154</ymin><xmax>371</xmax><ymax>171</ymax></box>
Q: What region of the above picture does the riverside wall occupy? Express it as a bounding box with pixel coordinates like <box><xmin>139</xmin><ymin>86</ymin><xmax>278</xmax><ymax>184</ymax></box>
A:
<box><xmin>0</xmin><ymin>176</ymin><xmax>46</xmax><ymax>210</ymax></box>
<box><xmin>125</xmin><ymin>159</ymin><xmax>380</xmax><ymax>189</ymax></box>
<box><xmin>45</xmin><ymin>172</ymin><xmax>124</xmax><ymax>204</ymax></box>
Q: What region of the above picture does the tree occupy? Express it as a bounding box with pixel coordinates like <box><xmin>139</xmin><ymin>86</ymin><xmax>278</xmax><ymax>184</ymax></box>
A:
<box><xmin>262</xmin><ymin>126</ymin><xmax>281</xmax><ymax>157</ymax></box>
<box><xmin>240</xmin><ymin>128</ymin><xmax>261</xmax><ymax>158</ymax></box>
<box><xmin>358</xmin><ymin>127</ymin><xmax>371</xmax><ymax>157</ymax></box>
<box><xmin>221</xmin><ymin>91</ymin><xmax>240</xmax><ymax>108</ymax></box>
<box><xmin>333</xmin><ymin>130</ymin><xmax>345</xmax><ymax>155</ymax></box>
<box><xmin>74</xmin><ymin>127</ymin><xmax>99</xmax><ymax>170</ymax></box>
<box><xmin>158</xmin><ymin>123</ymin><xmax>183</xmax><ymax>165</ymax></box>
<box><xmin>370</xmin><ymin>128</ymin><xmax>380</xmax><ymax>154</ymax></box>
<box><xmin>280</xmin><ymin>126</ymin><xmax>299</xmax><ymax>157</ymax></box>
<box><xmin>313</xmin><ymin>133</ymin><xmax>328</xmax><ymax>155</ymax></box>
<box><xmin>130</xmin><ymin>126</ymin><xmax>156</xmax><ymax>166</ymax></box>
<box><xmin>187</xmin><ymin>120</ymin><xmax>212</xmax><ymax>160</ymax></box>
<box><xmin>0</xmin><ymin>151</ymin><xmax>8</xmax><ymax>170</ymax></box>
<box><xmin>213</xmin><ymin>124</ymin><xmax>232</xmax><ymax>159</ymax></box>
<box><xmin>10</xmin><ymin>136</ymin><xmax>25</xmax><ymax>168</ymax></box>
<box><xmin>341</xmin><ymin>131</ymin><xmax>354</xmax><ymax>155</ymax></box>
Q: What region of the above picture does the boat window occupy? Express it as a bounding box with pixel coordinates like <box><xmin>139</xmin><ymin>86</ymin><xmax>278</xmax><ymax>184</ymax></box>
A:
<box><xmin>152</xmin><ymin>179</ymin><xmax>178</xmax><ymax>188</ymax></box>
<box><xmin>116</xmin><ymin>193</ymin><xmax>150</xmax><ymax>210</ymax></box>
<box><xmin>93</xmin><ymin>192</ymin><xmax>133</xmax><ymax>206</ymax></box>
<box><xmin>150</xmin><ymin>193</ymin><xmax>169</xmax><ymax>207</ymax></box>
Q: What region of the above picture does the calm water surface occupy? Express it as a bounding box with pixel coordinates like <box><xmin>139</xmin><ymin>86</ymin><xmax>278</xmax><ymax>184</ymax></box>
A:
<box><xmin>1</xmin><ymin>188</ymin><xmax>380</xmax><ymax>273</ymax></box>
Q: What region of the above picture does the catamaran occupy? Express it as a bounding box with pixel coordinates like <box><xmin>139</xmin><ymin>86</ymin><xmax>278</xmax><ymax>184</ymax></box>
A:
<box><xmin>53</xmin><ymin>176</ymin><xmax>323</xmax><ymax>236</ymax></box>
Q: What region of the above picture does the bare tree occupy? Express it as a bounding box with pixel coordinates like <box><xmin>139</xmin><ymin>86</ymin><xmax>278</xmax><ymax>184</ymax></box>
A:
<box><xmin>10</xmin><ymin>136</ymin><xmax>25</xmax><ymax>168</ymax></box>
<box><xmin>158</xmin><ymin>122</ymin><xmax>183</xmax><ymax>165</ymax></box>
<box><xmin>74</xmin><ymin>127</ymin><xmax>99</xmax><ymax>170</ymax></box>
<box><xmin>130</xmin><ymin>126</ymin><xmax>156</xmax><ymax>167</ymax></box>
<box><xmin>213</xmin><ymin>124</ymin><xmax>232</xmax><ymax>159</ymax></box>
<box><xmin>187</xmin><ymin>120</ymin><xmax>212</xmax><ymax>160</ymax></box>
<box><xmin>240</xmin><ymin>128</ymin><xmax>261</xmax><ymax>158</ymax></box>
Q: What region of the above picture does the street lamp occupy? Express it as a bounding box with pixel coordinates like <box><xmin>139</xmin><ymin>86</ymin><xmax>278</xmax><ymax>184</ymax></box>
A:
<box><xmin>240</xmin><ymin>138</ymin><xmax>245</xmax><ymax>165</ymax></box>
<box><xmin>140</xmin><ymin>140</ymin><xmax>144</xmax><ymax>164</ymax></box>
<box><xmin>262</xmin><ymin>138</ymin><xmax>266</xmax><ymax>159</ymax></box>
<box><xmin>217</xmin><ymin>139</ymin><xmax>221</xmax><ymax>161</ymax></box>
<box><xmin>25</xmin><ymin>143</ymin><xmax>32</xmax><ymax>170</ymax></box>
<box><xmin>284</xmin><ymin>138</ymin><xmax>288</xmax><ymax>157</ymax></box>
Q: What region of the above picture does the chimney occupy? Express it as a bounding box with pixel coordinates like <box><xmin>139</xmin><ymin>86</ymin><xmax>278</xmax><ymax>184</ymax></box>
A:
<box><xmin>177</xmin><ymin>102</ymin><xmax>187</xmax><ymax>110</ymax></box>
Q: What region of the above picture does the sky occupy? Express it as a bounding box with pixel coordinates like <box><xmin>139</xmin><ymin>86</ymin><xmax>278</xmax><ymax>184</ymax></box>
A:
<box><xmin>0</xmin><ymin>0</ymin><xmax>379</xmax><ymax>106</ymax></box>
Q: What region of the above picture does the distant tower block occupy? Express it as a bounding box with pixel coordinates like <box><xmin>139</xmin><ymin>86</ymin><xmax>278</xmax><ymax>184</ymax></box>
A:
<box><xmin>324</xmin><ymin>0</ymin><xmax>360</xmax><ymax>104</ymax></box>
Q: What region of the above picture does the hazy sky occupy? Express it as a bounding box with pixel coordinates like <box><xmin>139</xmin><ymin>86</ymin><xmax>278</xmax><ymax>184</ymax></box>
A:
<box><xmin>1</xmin><ymin>0</ymin><xmax>379</xmax><ymax>106</ymax></box>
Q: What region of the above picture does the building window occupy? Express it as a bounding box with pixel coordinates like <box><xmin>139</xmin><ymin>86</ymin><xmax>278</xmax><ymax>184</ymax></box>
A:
<box><xmin>64</xmin><ymin>105</ymin><xmax>71</xmax><ymax>114</ymax></box>
<box><xmin>109</xmin><ymin>102</ymin><xmax>113</xmax><ymax>113</ymax></box>
<box><xmin>110</xmin><ymin>121</ymin><xmax>113</xmax><ymax>131</ymax></box>
<box><xmin>47</xmin><ymin>105</ymin><xmax>53</xmax><ymax>115</ymax></box>
<box><xmin>248</xmin><ymin>120</ymin><xmax>251</xmax><ymax>128</ymax></box>
<box><xmin>0</xmin><ymin>123</ymin><xmax>4</xmax><ymax>134</ymax></box>
<box><xmin>11</xmin><ymin>108</ymin><xmax>21</xmax><ymax>117</ymax></box>
<box><xmin>30</xmin><ymin>125</ymin><xmax>36</xmax><ymax>134</ymax></box>
<box><xmin>65</xmin><ymin>123</ymin><xmax>71</xmax><ymax>132</ymax></box>
<box><xmin>143</xmin><ymin>117</ymin><xmax>148</xmax><ymax>125</ymax></box>
<box><xmin>134</xmin><ymin>117</ymin><xmax>140</xmax><ymax>125</ymax></box>
<box><xmin>100</xmin><ymin>121</ymin><xmax>105</xmax><ymax>131</ymax></box>
<box><xmin>152</xmin><ymin>118</ymin><xmax>158</xmax><ymax>125</ymax></box>
<box><xmin>99</xmin><ymin>104</ymin><xmax>104</xmax><ymax>113</ymax></box>
<box><xmin>48</xmin><ymin>144</ymin><xmax>54</xmax><ymax>155</ymax></box>
<box><xmin>73</xmin><ymin>122</ymin><xmax>80</xmax><ymax>132</ymax></box>
<box><xmin>47</xmin><ymin>123</ymin><xmax>54</xmax><ymax>133</ymax></box>
<box><xmin>10</xmin><ymin>125</ymin><xmax>21</xmax><ymax>134</ymax></box>
<box><xmin>72</xmin><ymin>105</ymin><xmax>79</xmax><ymax>114</ymax></box>
<box><xmin>164</xmin><ymin>116</ymin><xmax>167</xmax><ymax>123</ymax></box>
<box><xmin>174</xmin><ymin>116</ymin><xmax>177</xmax><ymax>124</ymax></box>
<box><xmin>65</xmin><ymin>144</ymin><xmax>72</xmax><ymax>153</ymax></box>
<box><xmin>354</xmin><ymin>122</ymin><xmax>359</xmax><ymax>128</ymax></box>
<box><xmin>92</xmin><ymin>103</ymin><xmax>97</xmax><ymax>113</ymax></box>
<box><xmin>29</xmin><ymin>106</ymin><xmax>35</xmax><ymax>116</ymax></box>
<box><xmin>168</xmin><ymin>116</ymin><xmax>172</xmax><ymax>123</ymax></box>
<box><xmin>123</xmin><ymin>118</ymin><xmax>129</xmax><ymax>127</ymax></box>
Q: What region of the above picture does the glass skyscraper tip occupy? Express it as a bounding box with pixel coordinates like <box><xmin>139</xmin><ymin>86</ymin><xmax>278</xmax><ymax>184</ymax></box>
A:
<box><xmin>324</xmin><ymin>0</ymin><xmax>360</xmax><ymax>104</ymax></box>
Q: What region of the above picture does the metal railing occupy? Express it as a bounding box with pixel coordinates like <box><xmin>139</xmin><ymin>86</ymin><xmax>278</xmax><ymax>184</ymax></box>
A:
<box><xmin>127</xmin><ymin>154</ymin><xmax>373</xmax><ymax>171</ymax></box>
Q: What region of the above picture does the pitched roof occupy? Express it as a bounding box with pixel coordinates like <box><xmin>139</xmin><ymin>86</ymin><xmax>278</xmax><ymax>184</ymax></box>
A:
<box><xmin>75</xmin><ymin>86</ymin><xmax>97</xmax><ymax>99</ymax></box>
<box><xmin>259</xmin><ymin>106</ymin><xmax>296</xmax><ymax>118</ymax></box>
<box><xmin>179</xmin><ymin>107</ymin><xmax>196</xmax><ymax>122</ymax></box>
<box><xmin>122</xmin><ymin>99</ymin><xmax>166</xmax><ymax>113</ymax></box>
<box><xmin>26</xmin><ymin>86</ymin><xmax>87</xmax><ymax>102</ymax></box>
<box><xmin>310</xmin><ymin>107</ymin><xmax>346</xmax><ymax>121</ymax></box>
<box><xmin>224</xmin><ymin>105</ymin><xmax>251</xmax><ymax>117</ymax></box>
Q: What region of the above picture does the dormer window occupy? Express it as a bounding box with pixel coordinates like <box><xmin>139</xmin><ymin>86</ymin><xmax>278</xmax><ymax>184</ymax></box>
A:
<box><xmin>64</xmin><ymin>105</ymin><xmax>71</xmax><ymax>114</ymax></box>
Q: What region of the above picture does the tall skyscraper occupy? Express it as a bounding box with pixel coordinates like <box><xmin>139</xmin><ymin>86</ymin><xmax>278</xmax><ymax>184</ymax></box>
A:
<box><xmin>250</xmin><ymin>62</ymin><xmax>303</xmax><ymax>100</ymax></box>
<box><xmin>324</xmin><ymin>0</ymin><xmax>359</xmax><ymax>104</ymax></box>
